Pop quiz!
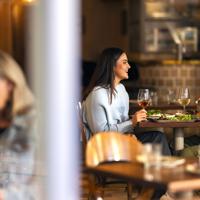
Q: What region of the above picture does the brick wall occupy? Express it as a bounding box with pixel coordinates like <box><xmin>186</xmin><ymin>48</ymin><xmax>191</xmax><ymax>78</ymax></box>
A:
<box><xmin>135</xmin><ymin>64</ymin><xmax>200</xmax><ymax>104</ymax></box>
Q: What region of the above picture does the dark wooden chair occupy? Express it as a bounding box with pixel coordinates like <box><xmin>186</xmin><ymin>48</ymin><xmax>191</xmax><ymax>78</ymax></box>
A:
<box><xmin>85</xmin><ymin>131</ymin><xmax>145</xmax><ymax>200</ymax></box>
<box><xmin>77</xmin><ymin>102</ymin><xmax>146</xmax><ymax>199</ymax></box>
<box><xmin>77</xmin><ymin>101</ymin><xmax>87</xmax><ymax>162</ymax></box>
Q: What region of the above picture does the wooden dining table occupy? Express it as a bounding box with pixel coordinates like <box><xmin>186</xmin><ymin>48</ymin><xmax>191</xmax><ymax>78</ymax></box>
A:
<box><xmin>138</xmin><ymin>120</ymin><xmax>200</xmax><ymax>152</ymax></box>
<box><xmin>85</xmin><ymin>158</ymin><xmax>200</xmax><ymax>198</ymax></box>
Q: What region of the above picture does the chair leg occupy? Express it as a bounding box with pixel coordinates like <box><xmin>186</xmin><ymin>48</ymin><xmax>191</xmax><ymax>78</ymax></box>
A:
<box><xmin>88</xmin><ymin>174</ymin><xmax>104</xmax><ymax>200</ymax></box>
<box><xmin>88</xmin><ymin>174</ymin><xmax>97</xmax><ymax>199</ymax></box>
<box><xmin>127</xmin><ymin>182</ymin><xmax>132</xmax><ymax>200</ymax></box>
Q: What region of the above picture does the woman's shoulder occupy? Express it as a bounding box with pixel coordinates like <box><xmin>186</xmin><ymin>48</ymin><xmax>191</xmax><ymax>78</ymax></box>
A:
<box><xmin>91</xmin><ymin>86</ymin><xmax>109</xmax><ymax>97</ymax></box>
<box><xmin>116</xmin><ymin>83</ymin><xmax>127</xmax><ymax>92</ymax></box>
<box><xmin>85</xmin><ymin>86</ymin><xmax>109</xmax><ymax>105</ymax></box>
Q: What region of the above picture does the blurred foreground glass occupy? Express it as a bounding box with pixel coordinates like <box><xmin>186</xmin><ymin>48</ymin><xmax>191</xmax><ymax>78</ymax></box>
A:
<box><xmin>142</xmin><ymin>143</ymin><xmax>162</xmax><ymax>170</ymax></box>
<box><xmin>137</xmin><ymin>89</ymin><xmax>151</xmax><ymax>109</ymax></box>
<box><xmin>177</xmin><ymin>88</ymin><xmax>190</xmax><ymax>113</ymax></box>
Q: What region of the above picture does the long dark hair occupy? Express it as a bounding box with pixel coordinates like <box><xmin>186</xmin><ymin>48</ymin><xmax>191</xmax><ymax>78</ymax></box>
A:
<box><xmin>83</xmin><ymin>47</ymin><xmax>124</xmax><ymax>103</ymax></box>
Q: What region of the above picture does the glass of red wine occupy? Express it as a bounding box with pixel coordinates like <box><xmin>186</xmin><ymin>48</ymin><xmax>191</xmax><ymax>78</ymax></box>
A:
<box><xmin>137</xmin><ymin>89</ymin><xmax>150</xmax><ymax>109</ymax></box>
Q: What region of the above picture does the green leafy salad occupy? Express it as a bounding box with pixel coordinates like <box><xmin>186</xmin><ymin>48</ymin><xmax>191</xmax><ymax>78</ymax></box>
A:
<box><xmin>165</xmin><ymin>114</ymin><xmax>194</xmax><ymax>121</ymax></box>
<box><xmin>147</xmin><ymin>110</ymin><xmax>162</xmax><ymax>116</ymax></box>
<box><xmin>147</xmin><ymin>110</ymin><xmax>196</xmax><ymax>121</ymax></box>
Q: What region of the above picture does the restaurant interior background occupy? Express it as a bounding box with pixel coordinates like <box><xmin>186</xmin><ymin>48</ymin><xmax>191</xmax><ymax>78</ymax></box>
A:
<box><xmin>82</xmin><ymin>0</ymin><xmax>200</xmax><ymax>102</ymax></box>
<box><xmin>0</xmin><ymin>0</ymin><xmax>200</xmax><ymax>136</ymax></box>
<box><xmin>1</xmin><ymin>1</ymin><xmax>200</xmax><ymax>199</ymax></box>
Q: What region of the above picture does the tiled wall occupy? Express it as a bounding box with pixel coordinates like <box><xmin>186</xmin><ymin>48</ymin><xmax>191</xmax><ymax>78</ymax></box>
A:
<box><xmin>130</xmin><ymin>63</ymin><xmax>200</xmax><ymax>137</ymax></box>
<box><xmin>135</xmin><ymin>64</ymin><xmax>200</xmax><ymax>104</ymax></box>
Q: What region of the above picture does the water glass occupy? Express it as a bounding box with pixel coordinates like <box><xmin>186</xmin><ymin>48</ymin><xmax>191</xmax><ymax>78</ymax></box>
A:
<box><xmin>142</xmin><ymin>143</ymin><xmax>152</xmax><ymax>169</ymax></box>
<box><xmin>142</xmin><ymin>143</ymin><xmax>162</xmax><ymax>169</ymax></box>
<box><xmin>152</xmin><ymin>143</ymin><xmax>162</xmax><ymax>169</ymax></box>
<box><xmin>150</xmin><ymin>91</ymin><xmax>158</xmax><ymax>106</ymax></box>
<box><xmin>167</xmin><ymin>89</ymin><xmax>176</xmax><ymax>105</ymax></box>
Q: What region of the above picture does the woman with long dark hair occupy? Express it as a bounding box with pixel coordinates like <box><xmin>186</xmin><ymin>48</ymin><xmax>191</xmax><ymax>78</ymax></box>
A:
<box><xmin>83</xmin><ymin>47</ymin><xmax>171</xmax><ymax>155</ymax></box>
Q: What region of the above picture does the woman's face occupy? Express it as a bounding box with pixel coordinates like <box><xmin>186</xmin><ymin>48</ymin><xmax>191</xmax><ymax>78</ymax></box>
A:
<box><xmin>0</xmin><ymin>77</ymin><xmax>12</xmax><ymax>110</ymax></box>
<box><xmin>114</xmin><ymin>53</ymin><xmax>130</xmax><ymax>84</ymax></box>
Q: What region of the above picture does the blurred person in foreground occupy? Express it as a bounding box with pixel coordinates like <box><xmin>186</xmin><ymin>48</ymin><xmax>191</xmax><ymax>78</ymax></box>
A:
<box><xmin>0</xmin><ymin>50</ymin><xmax>39</xmax><ymax>199</ymax></box>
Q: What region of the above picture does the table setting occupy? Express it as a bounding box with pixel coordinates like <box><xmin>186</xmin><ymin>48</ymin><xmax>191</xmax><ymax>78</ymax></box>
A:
<box><xmin>147</xmin><ymin>109</ymin><xmax>200</xmax><ymax>123</ymax></box>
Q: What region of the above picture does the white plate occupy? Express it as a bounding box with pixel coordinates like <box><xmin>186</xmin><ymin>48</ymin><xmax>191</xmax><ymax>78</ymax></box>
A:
<box><xmin>161</xmin><ymin>156</ymin><xmax>185</xmax><ymax>168</ymax></box>
<box><xmin>136</xmin><ymin>155</ymin><xmax>185</xmax><ymax>168</ymax></box>
<box><xmin>149</xmin><ymin>116</ymin><xmax>160</xmax><ymax>119</ymax></box>
<box><xmin>158</xmin><ymin>119</ymin><xmax>196</xmax><ymax>123</ymax></box>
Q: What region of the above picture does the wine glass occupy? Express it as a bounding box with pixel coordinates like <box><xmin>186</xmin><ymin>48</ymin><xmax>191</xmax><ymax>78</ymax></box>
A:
<box><xmin>177</xmin><ymin>88</ymin><xmax>190</xmax><ymax>113</ymax></box>
<box><xmin>137</xmin><ymin>89</ymin><xmax>150</xmax><ymax>109</ymax></box>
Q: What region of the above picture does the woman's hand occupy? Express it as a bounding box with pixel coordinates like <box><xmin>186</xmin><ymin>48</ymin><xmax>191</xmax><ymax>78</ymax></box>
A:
<box><xmin>131</xmin><ymin>109</ymin><xmax>147</xmax><ymax>127</ymax></box>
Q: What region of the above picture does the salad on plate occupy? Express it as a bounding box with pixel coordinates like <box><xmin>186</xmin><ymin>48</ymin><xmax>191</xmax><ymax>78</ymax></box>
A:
<box><xmin>147</xmin><ymin>110</ymin><xmax>198</xmax><ymax>122</ymax></box>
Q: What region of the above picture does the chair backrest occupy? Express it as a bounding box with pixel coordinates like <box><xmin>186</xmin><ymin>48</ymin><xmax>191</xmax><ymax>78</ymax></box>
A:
<box><xmin>77</xmin><ymin>101</ymin><xmax>87</xmax><ymax>155</ymax></box>
<box><xmin>86</xmin><ymin>132</ymin><xmax>142</xmax><ymax>167</ymax></box>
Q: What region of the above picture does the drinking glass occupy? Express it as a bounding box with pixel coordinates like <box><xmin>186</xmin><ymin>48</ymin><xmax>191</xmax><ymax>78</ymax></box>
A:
<box><xmin>142</xmin><ymin>143</ymin><xmax>152</xmax><ymax>169</ymax></box>
<box><xmin>142</xmin><ymin>143</ymin><xmax>162</xmax><ymax>170</ymax></box>
<box><xmin>167</xmin><ymin>89</ymin><xmax>176</xmax><ymax>105</ymax></box>
<box><xmin>137</xmin><ymin>89</ymin><xmax>150</xmax><ymax>109</ymax></box>
<box><xmin>150</xmin><ymin>91</ymin><xmax>158</xmax><ymax>106</ymax></box>
<box><xmin>152</xmin><ymin>143</ymin><xmax>162</xmax><ymax>169</ymax></box>
<box><xmin>177</xmin><ymin>88</ymin><xmax>190</xmax><ymax>113</ymax></box>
